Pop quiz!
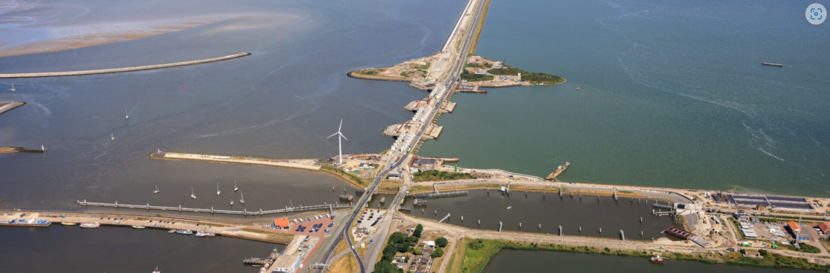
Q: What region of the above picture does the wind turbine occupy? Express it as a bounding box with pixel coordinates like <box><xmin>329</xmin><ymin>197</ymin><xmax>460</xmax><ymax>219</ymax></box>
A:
<box><xmin>327</xmin><ymin>119</ymin><xmax>348</xmax><ymax>165</ymax></box>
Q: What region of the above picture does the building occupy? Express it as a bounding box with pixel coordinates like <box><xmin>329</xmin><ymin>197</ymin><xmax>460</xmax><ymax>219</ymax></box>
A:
<box><xmin>273</xmin><ymin>217</ymin><xmax>290</xmax><ymax>229</ymax></box>
<box><xmin>819</xmin><ymin>222</ymin><xmax>830</xmax><ymax>234</ymax></box>
<box><xmin>786</xmin><ymin>221</ymin><xmax>802</xmax><ymax>236</ymax></box>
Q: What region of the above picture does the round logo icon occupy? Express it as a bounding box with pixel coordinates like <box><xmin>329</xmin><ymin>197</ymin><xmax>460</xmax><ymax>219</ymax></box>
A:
<box><xmin>806</xmin><ymin>3</ymin><xmax>826</xmax><ymax>25</ymax></box>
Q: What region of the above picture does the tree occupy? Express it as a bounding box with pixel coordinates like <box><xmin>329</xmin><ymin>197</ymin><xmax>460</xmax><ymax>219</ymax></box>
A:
<box><xmin>413</xmin><ymin>224</ymin><xmax>423</xmax><ymax>238</ymax></box>
<box><xmin>383</xmin><ymin>245</ymin><xmax>397</xmax><ymax>262</ymax></box>
<box><xmin>389</xmin><ymin>232</ymin><xmax>406</xmax><ymax>244</ymax></box>
<box><xmin>431</xmin><ymin>248</ymin><xmax>444</xmax><ymax>258</ymax></box>
<box><xmin>413</xmin><ymin>247</ymin><xmax>422</xmax><ymax>255</ymax></box>
<box><xmin>468</xmin><ymin>239</ymin><xmax>484</xmax><ymax>250</ymax></box>
<box><xmin>435</xmin><ymin>237</ymin><xmax>449</xmax><ymax>248</ymax></box>
<box><xmin>373</xmin><ymin>261</ymin><xmax>399</xmax><ymax>273</ymax></box>
<box><xmin>396</xmin><ymin>243</ymin><xmax>409</xmax><ymax>253</ymax></box>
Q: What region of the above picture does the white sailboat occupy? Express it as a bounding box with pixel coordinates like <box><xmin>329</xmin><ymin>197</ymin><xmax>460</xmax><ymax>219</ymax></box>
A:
<box><xmin>191</xmin><ymin>187</ymin><xmax>196</xmax><ymax>199</ymax></box>
<box><xmin>234</xmin><ymin>180</ymin><xmax>238</xmax><ymax>192</ymax></box>
<box><xmin>153</xmin><ymin>185</ymin><xmax>160</xmax><ymax>194</ymax></box>
<box><xmin>125</xmin><ymin>108</ymin><xmax>129</xmax><ymax>119</ymax></box>
<box><xmin>41</xmin><ymin>145</ymin><xmax>46</xmax><ymax>152</ymax></box>
<box><xmin>216</xmin><ymin>183</ymin><xmax>221</xmax><ymax>195</ymax></box>
<box><xmin>240</xmin><ymin>192</ymin><xmax>245</xmax><ymax>204</ymax></box>
<box><xmin>111</xmin><ymin>133</ymin><xmax>115</xmax><ymax>141</ymax></box>
<box><xmin>152</xmin><ymin>267</ymin><xmax>161</xmax><ymax>273</ymax></box>
<box><xmin>230</xmin><ymin>199</ymin><xmax>234</xmax><ymax>206</ymax></box>
<box><xmin>9</xmin><ymin>84</ymin><xmax>15</xmax><ymax>92</ymax></box>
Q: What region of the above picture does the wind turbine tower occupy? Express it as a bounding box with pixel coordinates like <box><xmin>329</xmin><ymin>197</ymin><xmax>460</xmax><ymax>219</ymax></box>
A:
<box><xmin>327</xmin><ymin>119</ymin><xmax>348</xmax><ymax>165</ymax></box>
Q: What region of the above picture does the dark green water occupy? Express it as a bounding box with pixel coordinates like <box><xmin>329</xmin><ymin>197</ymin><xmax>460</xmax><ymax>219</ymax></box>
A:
<box><xmin>484</xmin><ymin>250</ymin><xmax>808</xmax><ymax>272</ymax></box>
<box><xmin>0</xmin><ymin>226</ymin><xmax>282</xmax><ymax>272</ymax></box>
<box><xmin>421</xmin><ymin>0</ymin><xmax>830</xmax><ymax>196</ymax></box>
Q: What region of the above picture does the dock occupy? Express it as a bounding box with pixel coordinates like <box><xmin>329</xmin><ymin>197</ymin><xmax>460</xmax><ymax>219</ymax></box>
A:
<box><xmin>0</xmin><ymin>52</ymin><xmax>251</xmax><ymax>78</ymax></box>
<box><xmin>149</xmin><ymin>151</ymin><xmax>321</xmax><ymax>171</ymax></box>
<box><xmin>546</xmin><ymin>162</ymin><xmax>570</xmax><ymax>180</ymax></box>
<box><xmin>409</xmin><ymin>191</ymin><xmax>468</xmax><ymax>199</ymax></box>
<box><xmin>0</xmin><ymin>101</ymin><xmax>25</xmax><ymax>116</ymax></box>
<box><xmin>243</xmin><ymin>248</ymin><xmax>281</xmax><ymax>266</ymax></box>
<box><xmin>663</xmin><ymin>226</ymin><xmax>711</xmax><ymax>247</ymax></box>
<box><xmin>77</xmin><ymin>200</ymin><xmax>351</xmax><ymax>216</ymax></box>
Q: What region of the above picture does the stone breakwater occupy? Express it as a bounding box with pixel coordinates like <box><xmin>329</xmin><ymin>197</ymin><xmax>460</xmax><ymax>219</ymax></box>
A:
<box><xmin>0</xmin><ymin>52</ymin><xmax>250</xmax><ymax>78</ymax></box>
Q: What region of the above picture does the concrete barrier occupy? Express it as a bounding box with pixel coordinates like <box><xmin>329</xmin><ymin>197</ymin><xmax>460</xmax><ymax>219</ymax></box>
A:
<box><xmin>0</xmin><ymin>52</ymin><xmax>250</xmax><ymax>78</ymax></box>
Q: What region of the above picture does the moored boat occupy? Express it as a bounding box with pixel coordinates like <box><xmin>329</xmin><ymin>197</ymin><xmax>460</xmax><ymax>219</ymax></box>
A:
<box><xmin>650</xmin><ymin>255</ymin><xmax>665</xmax><ymax>264</ymax></box>
<box><xmin>132</xmin><ymin>225</ymin><xmax>145</xmax><ymax>229</ymax></box>
<box><xmin>80</xmin><ymin>222</ymin><xmax>100</xmax><ymax>229</ymax></box>
<box><xmin>62</xmin><ymin>222</ymin><xmax>77</xmax><ymax>226</ymax></box>
<box><xmin>175</xmin><ymin>229</ymin><xmax>193</xmax><ymax>235</ymax></box>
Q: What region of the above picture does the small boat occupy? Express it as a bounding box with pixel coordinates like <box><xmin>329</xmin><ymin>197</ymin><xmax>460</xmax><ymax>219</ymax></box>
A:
<box><xmin>41</xmin><ymin>145</ymin><xmax>46</xmax><ymax>152</ymax></box>
<box><xmin>168</xmin><ymin>229</ymin><xmax>177</xmax><ymax>234</ymax></box>
<box><xmin>153</xmin><ymin>185</ymin><xmax>160</xmax><ymax>194</ymax></box>
<box><xmin>111</xmin><ymin>133</ymin><xmax>115</xmax><ymax>141</ymax></box>
<box><xmin>195</xmin><ymin>231</ymin><xmax>205</xmax><ymax>237</ymax></box>
<box><xmin>234</xmin><ymin>180</ymin><xmax>238</xmax><ymax>192</ymax></box>
<box><xmin>230</xmin><ymin>199</ymin><xmax>234</xmax><ymax>206</ymax></box>
<box><xmin>191</xmin><ymin>187</ymin><xmax>196</xmax><ymax>199</ymax></box>
<box><xmin>650</xmin><ymin>255</ymin><xmax>665</xmax><ymax>264</ymax></box>
<box><xmin>175</xmin><ymin>229</ymin><xmax>193</xmax><ymax>235</ymax></box>
<box><xmin>9</xmin><ymin>84</ymin><xmax>15</xmax><ymax>92</ymax></box>
<box><xmin>216</xmin><ymin>183</ymin><xmax>221</xmax><ymax>195</ymax></box>
<box><xmin>576</xmin><ymin>86</ymin><xmax>581</xmax><ymax>91</ymax></box>
<box><xmin>761</xmin><ymin>62</ymin><xmax>783</xmax><ymax>67</ymax></box>
<box><xmin>152</xmin><ymin>267</ymin><xmax>161</xmax><ymax>273</ymax></box>
<box><xmin>61</xmin><ymin>222</ymin><xmax>77</xmax><ymax>226</ymax></box>
<box><xmin>506</xmin><ymin>206</ymin><xmax>512</xmax><ymax>210</ymax></box>
<box><xmin>202</xmin><ymin>231</ymin><xmax>215</xmax><ymax>237</ymax></box>
<box><xmin>125</xmin><ymin>108</ymin><xmax>129</xmax><ymax>119</ymax></box>
<box><xmin>80</xmin><ymin>222</ymin><xmax>100</xmax><ymax>229</ymax></box>
<box><xmin>132</xmin><ymin>225</ymin><xmax>145</xmax><ymax>229</ymax></box>
<box><xmin>240</xmin><ymin>192</ymin><xmax>245</xmax><ymax>204</ymax></box>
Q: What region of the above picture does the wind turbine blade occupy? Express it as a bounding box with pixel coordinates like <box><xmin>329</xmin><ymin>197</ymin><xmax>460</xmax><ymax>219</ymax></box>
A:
<box><xmin>338</xmin><ymin>119</ymin><xmax>343</xmax><ymax>132</ymax></box>
<box><xmin>340</xmin><ymin>133</ymin><xmax>348</xmax><ymax>141</ymax></box>
<box><xmin>327</xmin><ymin>132</ymin><xmax>339</xmax><ymax>139</ymax></box>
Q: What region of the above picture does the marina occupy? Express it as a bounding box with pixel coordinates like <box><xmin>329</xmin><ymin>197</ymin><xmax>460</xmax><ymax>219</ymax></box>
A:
<box><xmin>77</xmin><ymin>200</ymin><xmax>351</xmax><ymax>216</ymax></box>
<box><xmin>403</xmin><ymin>190</ymin><xmax>674</xmax><ymax>239</ymax></box>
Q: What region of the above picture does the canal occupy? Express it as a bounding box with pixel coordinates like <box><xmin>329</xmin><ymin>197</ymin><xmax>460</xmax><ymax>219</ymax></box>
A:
<box><xmin>484</xmin><ymin>250</ymin><xmax>807</xmax><ymax>273</ymax></box>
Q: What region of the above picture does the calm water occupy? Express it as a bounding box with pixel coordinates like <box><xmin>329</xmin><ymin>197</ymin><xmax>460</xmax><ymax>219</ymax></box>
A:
<box><xmin>421</xmin><ymin>0</ymin><xmax>830</xmax><ymax>196</ymax></box>
<box><xmin>0</xmin><ymin>0</ymin><xmax>466</xmax><ymax>210</ymax></box>
<box><xmin>0</xmin><ymin>226</ymin><xmax>282</xmax><ymax>272</ymax></box>
<box><xmin>484</xmin><ymin>250</ymin><xmax>807</xmax><ymax>273</ymax></box>
<box><xmin>403</xmin><ymin>190</ymin><xmax>674</xmax><ymax>239</ymax></box>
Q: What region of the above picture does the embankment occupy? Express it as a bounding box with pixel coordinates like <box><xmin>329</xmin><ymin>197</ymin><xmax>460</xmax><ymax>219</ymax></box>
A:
<box><xmin>346</xmin><ymin>71</ymin><xmax>410</xmax><ymax>82</ymax></box>
<box><xmin>0</xmin><ymin>52</ymin><xmax>250</xmax><ymax>78</ymax></box>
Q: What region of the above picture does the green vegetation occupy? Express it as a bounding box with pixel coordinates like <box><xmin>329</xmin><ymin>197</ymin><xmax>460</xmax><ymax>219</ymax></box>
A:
<box><xmin>453</xmin><ymin>238</ymin><xmax>829</xmax><ymax>273</ymax></box>
<box><xmin>436</xmin><ymin>237</ymin><xmax>449</xmax><ymax>248</ymax></box>
<box><xmin>782</xmin><ymin>241</ymin><xmax>822</xmax><ymax>253</ymax></box>
<box><xmin>400</xmin><ymin>72</ymin><xmax>408</xmax><ymax>77</ymax></box>
<box><xmin>420</xmin><ymin>62</ymin><xmax>431</xmax><ymax>70</ymax></box>
<box><xmin>489</xmin><ymin>66</ymin><xmax>564</xmax><ymax>85</ymax></box>
<box><xmin>413</xmin><ymin>170</ymin><xmax>474</xmax><ymax>182</ymax></box>
<box><xmin>321</xmin><ymin>165</ymin><xmax>365</xmax><ymax>185</ymax></box>
<box><xmin>460</xmin><ymin>70</ymin><xmax>493</xmax><ymax>82</ymax></box>
<box><xmin>357</xmin><ymin>70</ymin><xmax>378</xmax><ymax>76</ymax></box>
<box><xmin>375</xmin><ymin>231</ymin><xmax>418</xmax><ymax>273</ymax></box>
<box><xmin>413</xmin><ymin>224</ymin><xmax>423</xmax><ymax>238</ymax></box>
<box><xmin>432</xmin><ymin>248</ymin><xmax>445</xmax><ymax>258</ymax></box>
<box><xmin>465</xmin><ymin>63</ymin><xmax>492</xmax><ymax>68</ymax></box>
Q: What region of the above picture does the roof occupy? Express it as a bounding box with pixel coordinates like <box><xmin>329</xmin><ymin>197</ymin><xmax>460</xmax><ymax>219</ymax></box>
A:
<box><xmin>786</xmin><ymin>221</ymin><xmax>801</xmax><ymax>231</ymax></box>
<box><xmin>274</xmin><ymin>217</ymin><xmax>289</xmax><ymax>227</ymax></box>
<box><xmin>819</xmin><ymin>222</ymin><xmax>830</xmax><ymax>232</ymax></box>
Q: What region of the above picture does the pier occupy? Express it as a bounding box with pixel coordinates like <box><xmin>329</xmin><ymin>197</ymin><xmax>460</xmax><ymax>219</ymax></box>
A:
<box><xmin>77</xmin><ymin>200</ymin><xmax>351</xmax><ymax>216</ymax></box>
<box><xmin>0</xmin><ymin>52</ymin><xmax>250</xmax><ymax>78</ymax></box>
<box><xmin>0</xmin><ymin>101</ymin><xmax>25</xmax><ymax>116</ymax></box>
<box><xmin>243</xmin><ymin>248</ymin><xmax>281</xmax><ymax>266</ymax></box>
<box><xmin>438</xmin><ymin>213</ymin><xmax>451</xmax><ymax>223</ymax></box>
<box><xmin>409</xmin><ymin>191</ymin><xmax>468</xmax><ymax>199</ymax></box>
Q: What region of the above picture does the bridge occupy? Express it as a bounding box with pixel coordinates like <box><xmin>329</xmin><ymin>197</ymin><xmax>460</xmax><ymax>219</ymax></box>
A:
<box><xmin>77</xmin><ymin>200</ymin><xmax>350</xmax><ymax>216</ymax></box>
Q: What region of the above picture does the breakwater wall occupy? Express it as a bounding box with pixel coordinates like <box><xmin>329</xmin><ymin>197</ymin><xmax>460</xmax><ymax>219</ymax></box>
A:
<box><xmin>77</xmin><ymin>200</ymin><xmax>351</xmax><ymax>216</ymax></box>
<box><xmin>0</xmin><ymin>52</ymin><xmax>250</xmax><ymax>79</ymax></box>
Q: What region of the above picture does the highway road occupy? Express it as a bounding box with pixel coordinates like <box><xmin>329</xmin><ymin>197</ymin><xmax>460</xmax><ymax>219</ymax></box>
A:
<box><xmin>307</xmin><ymin>0</ymin><xmax>487</xmax><ymax>271</ymax></box>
